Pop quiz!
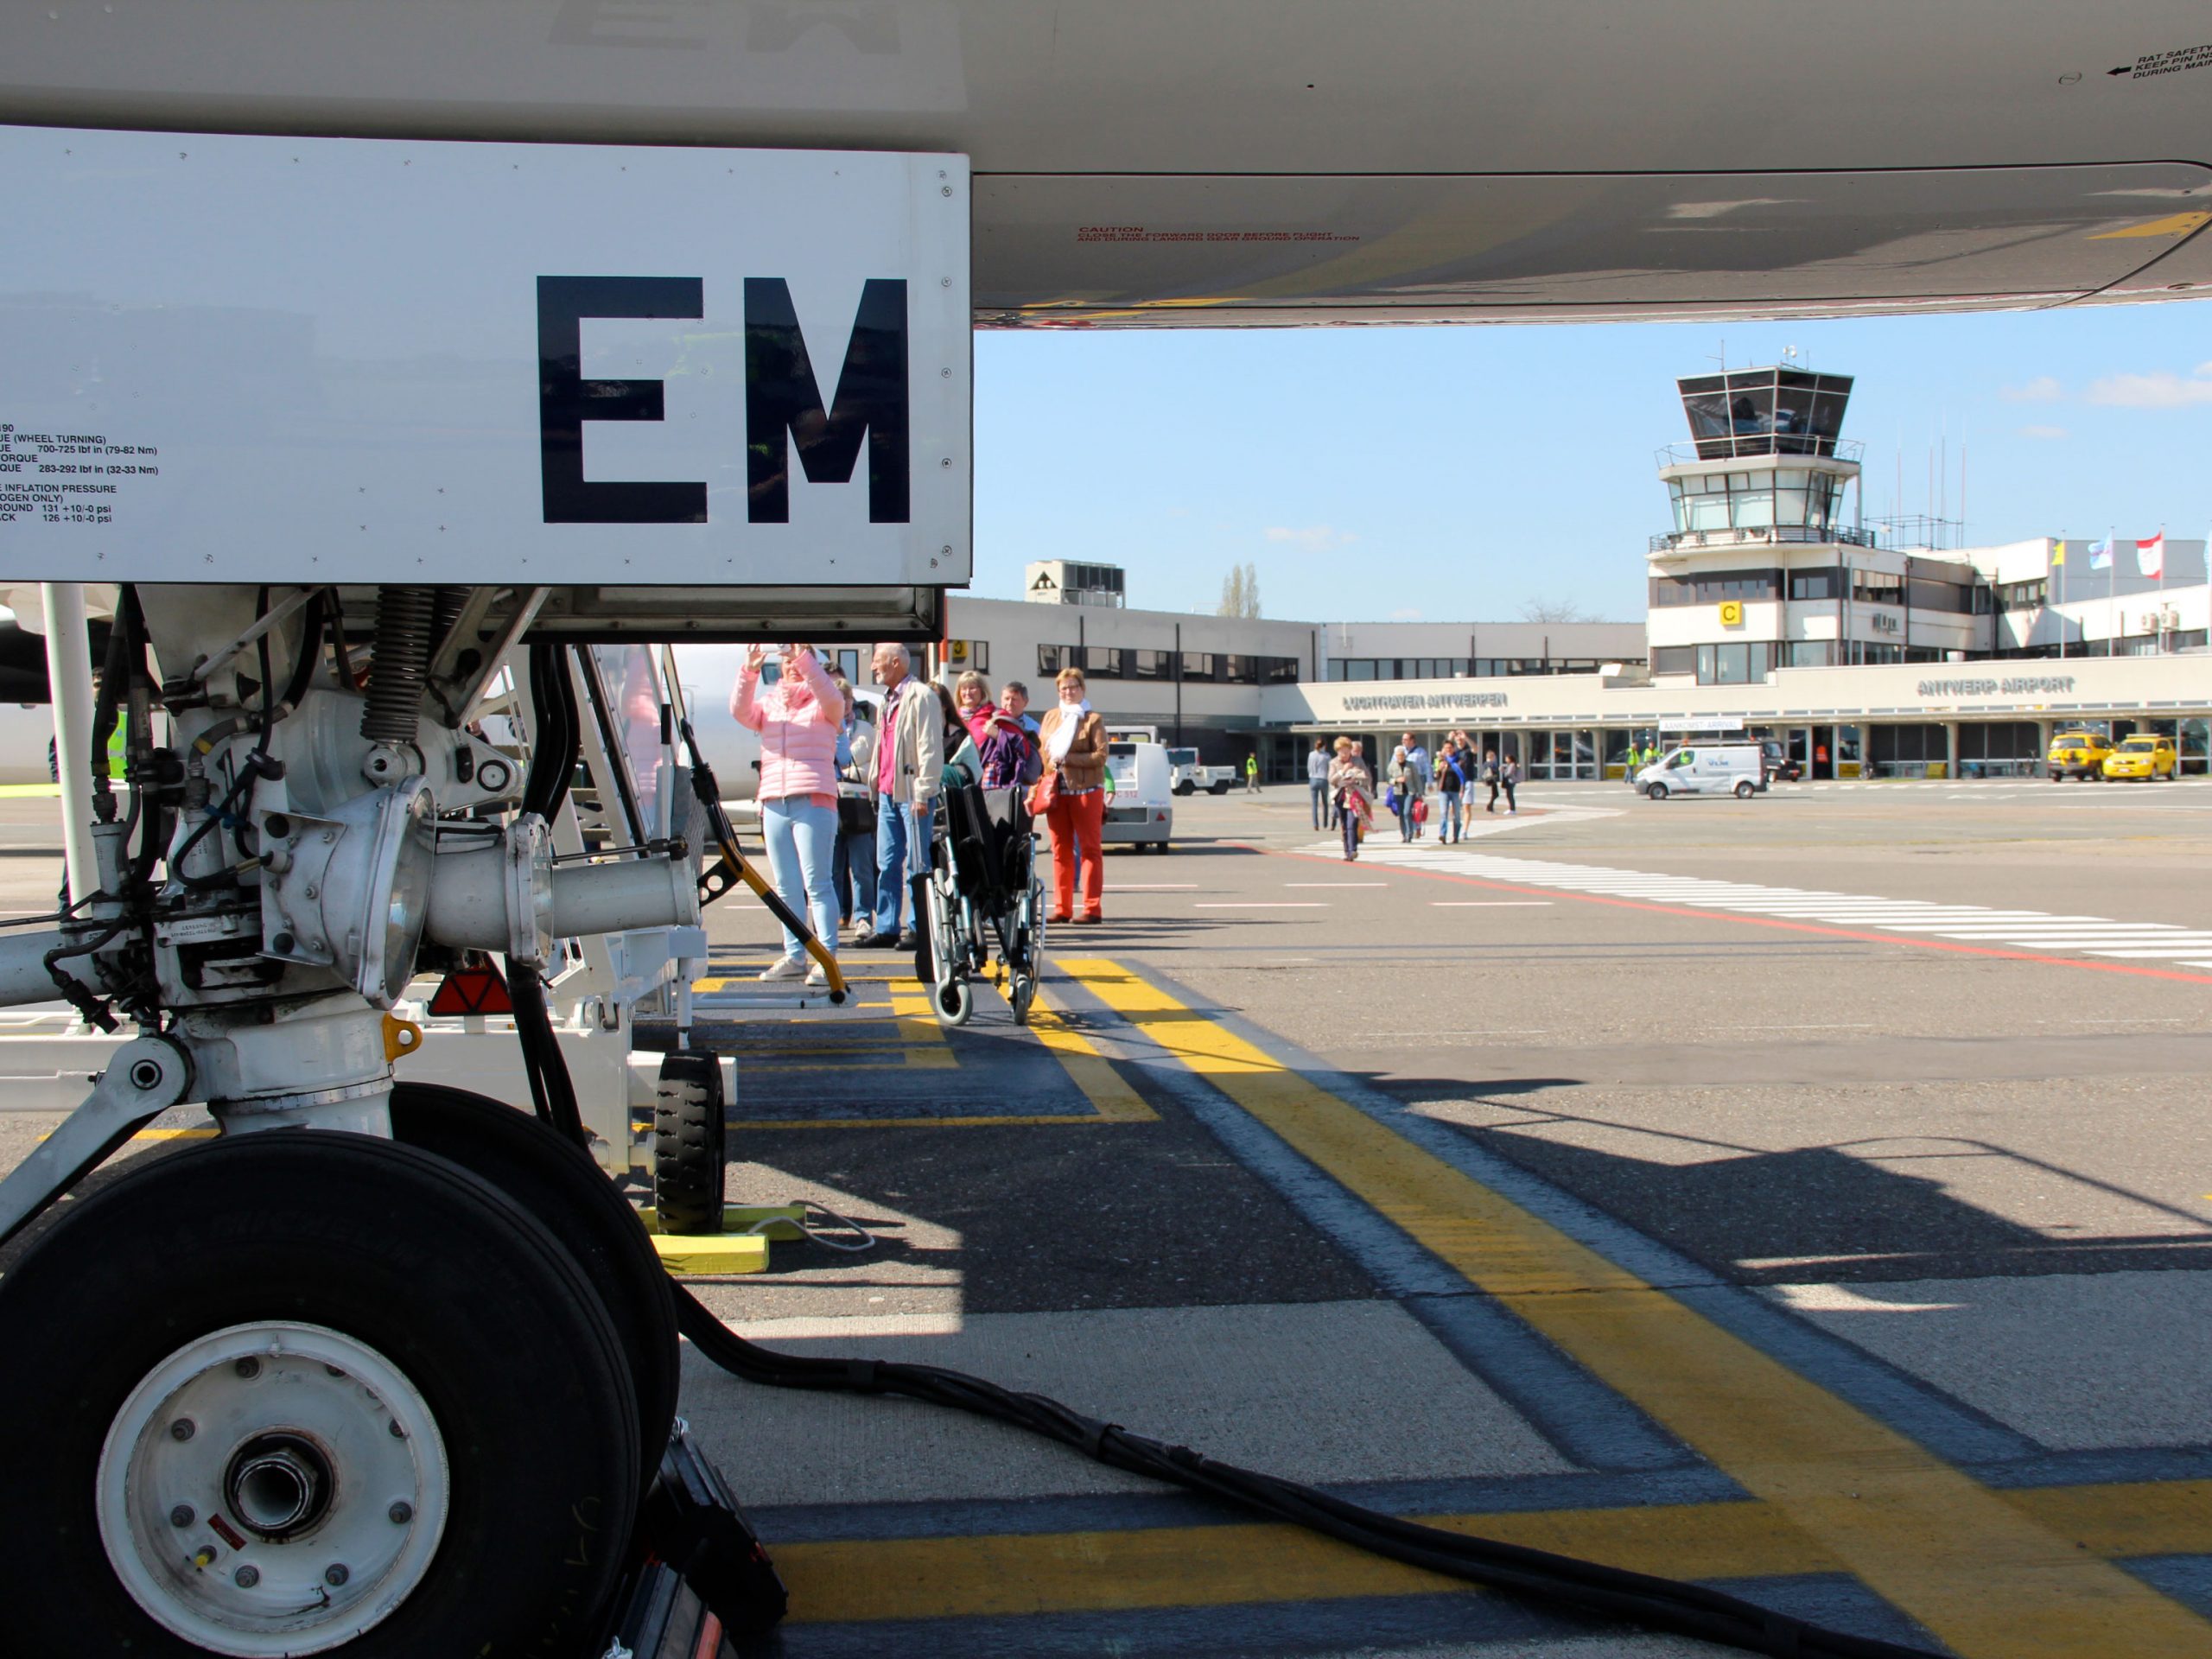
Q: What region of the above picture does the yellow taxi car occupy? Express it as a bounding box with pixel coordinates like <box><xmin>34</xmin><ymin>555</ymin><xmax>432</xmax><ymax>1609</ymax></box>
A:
<box><xmin>2101</xmin><ymin>734</ymin><xmax>2179</xmax><ymax>782</ymax></box>
<box><xmin>2047</xmin><ymin>730</ymin><xmax>2113</xmax><ymax>781</ymax></box>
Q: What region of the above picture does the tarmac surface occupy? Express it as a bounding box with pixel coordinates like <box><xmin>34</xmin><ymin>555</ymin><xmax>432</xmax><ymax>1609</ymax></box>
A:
<box><xmin>4</xmin><ymin>778</ymin><xmax>2211</xmax><ymax>1656</ymax></box>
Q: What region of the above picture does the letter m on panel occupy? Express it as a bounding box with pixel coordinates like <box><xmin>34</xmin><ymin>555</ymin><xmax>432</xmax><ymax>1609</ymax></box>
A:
<box><xmin>745</xmin><ymin>278</ymin><xmax>910</xmax><ymax>524</ymax></box>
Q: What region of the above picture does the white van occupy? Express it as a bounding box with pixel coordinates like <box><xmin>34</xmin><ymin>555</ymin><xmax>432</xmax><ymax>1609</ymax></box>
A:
<box><xmin>1103</xmin><ymin>741</ymin><xmax>1176</xmax><ymax>851</ymax></box>
<box><xmin>1637</xmin><ymin>743</ymin><xmax>1766</xmax><ymax>800</ymax></box>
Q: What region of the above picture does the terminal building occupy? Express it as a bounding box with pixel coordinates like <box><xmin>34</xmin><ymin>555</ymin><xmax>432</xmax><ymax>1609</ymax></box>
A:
<box><xmin>938</xmin><ymin>369</ymin><xmax>2210</xmax><ymax>780</ymax></box>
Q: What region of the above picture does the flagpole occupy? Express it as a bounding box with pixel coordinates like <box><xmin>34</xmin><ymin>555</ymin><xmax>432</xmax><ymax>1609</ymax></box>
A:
<box><xmin>2044</xmin><ymin>542</ymin><xmax>2061</xmax><ymax>658</ymax></box>
<box><xmin>2107</xmin><ymin>524</ymin><xmax>2116</xmax><ymax>654</ymax></box>
<box><xmin>2158</xmin><ymin>524</ymin><xmax>2166</xmax><ymax>652</ymax></box>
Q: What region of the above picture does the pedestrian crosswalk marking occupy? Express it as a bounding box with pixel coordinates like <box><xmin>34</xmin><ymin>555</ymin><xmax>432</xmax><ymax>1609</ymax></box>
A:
<box><xmin>1326</xmin><ymin>842</ymin><xmax>2212</xmax><ymax>973</ymax></box>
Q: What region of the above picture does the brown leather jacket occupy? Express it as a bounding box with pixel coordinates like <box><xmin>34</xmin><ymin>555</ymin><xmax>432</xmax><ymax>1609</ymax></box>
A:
<box><xmin>1036</xmin><ymin>705</ymin><xmax>1109</xmax><ymax>791</ymax></box>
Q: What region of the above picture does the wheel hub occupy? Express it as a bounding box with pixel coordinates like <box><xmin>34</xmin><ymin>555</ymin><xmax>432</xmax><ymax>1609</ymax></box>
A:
<box><xmin>227</xmin><ymin>1433</ymin><xmax>332</xmax><ymax>1539</ymax></box>
<box><xmin>97</xmin><ymin>1321</ymin><xmax>449</xmax><ymax>1656</ymax></box>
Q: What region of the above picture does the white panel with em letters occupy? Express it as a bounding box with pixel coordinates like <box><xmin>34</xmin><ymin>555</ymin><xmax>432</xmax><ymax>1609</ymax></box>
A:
<box><xmin>0</xmin><ymin>126</ymin><xmax>970</xmax><ymax>588</ymax></box>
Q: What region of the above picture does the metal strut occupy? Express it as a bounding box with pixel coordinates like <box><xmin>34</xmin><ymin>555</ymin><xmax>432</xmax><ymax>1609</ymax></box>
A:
<box><xmin>361</xmin><ymin>585</ymin><xmax>438</xmax><ymax>746</ymax></box>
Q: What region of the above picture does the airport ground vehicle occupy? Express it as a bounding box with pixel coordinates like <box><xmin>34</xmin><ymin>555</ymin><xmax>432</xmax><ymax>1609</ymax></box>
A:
<box><xmin>1639</xmin><ymin>743</ymin><xmax>1767</xmax><ymax>800</ymax></box>
<box><xmin>919</xmin><ymin>768</ymin><xmax>1046</xmax><ymax>1027</ymax></box>
<box><xmin>2049</xmin><ymin>730</ymin><xmax>2115</xmax><ymax>781</ymax></box>
<box><xmin>2102</xmin><ymin>734</ymin><xmax>2179</xmax><ymax>781</ymax></box>
<box><xmin>1103</xmin><ymin>741</ymin><xmax>1176</xmax><ymax>850</ymax></box>
<box><xmin>1166</xmin><ymin>746</ymin><xmax>1239</xmax><ymax>795</ymax></box>
<box><xmin>1760</xmin><ymin>741</ymin><xmax>1804</xmax><ymax>784</ymax></box>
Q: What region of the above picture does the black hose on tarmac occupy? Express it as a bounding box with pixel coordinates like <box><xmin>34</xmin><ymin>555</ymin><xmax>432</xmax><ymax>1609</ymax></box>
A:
<box><xmin>668</xmin><ymin>1289</ymin><xmax>1931</xmax><ymax>1659</ymax></box>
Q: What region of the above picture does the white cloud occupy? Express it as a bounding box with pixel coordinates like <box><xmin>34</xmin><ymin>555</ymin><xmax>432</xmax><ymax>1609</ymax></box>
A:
<box><xmin>1999</xmin><ymin>376</ymin><xmax>2063</xmax><ymax>403</ymax></box>
<box><xmin>2016</xmin><ymin>424</ymin><xmax>2069</xmax><ymax>441</ymax></box>
<box><xmin>1264</xmin><ymin>524</ymin><xmax>1357</xmax><ymax>552</ymax></box>
<box><xmin>2086</xmin><ymin>365</ymin><xmax>2212</xmax><ymax>408</ymax></box>
<box><xmin>1389</xmin><ymin>607</ymin><xmax>1423</xmax><ymax>621</ymax></box>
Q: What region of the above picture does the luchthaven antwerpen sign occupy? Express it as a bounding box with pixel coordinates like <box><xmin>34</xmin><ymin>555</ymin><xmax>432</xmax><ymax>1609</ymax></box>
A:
<box><xmin>1342</xmin><ymin>691</ymin><xmax>1510</xmax><ymax>712</ymax></box>
<box><xmin>1916</xmin><ymin>676</ymin><xmax>2077</xmax><ymax>698</ymax></box>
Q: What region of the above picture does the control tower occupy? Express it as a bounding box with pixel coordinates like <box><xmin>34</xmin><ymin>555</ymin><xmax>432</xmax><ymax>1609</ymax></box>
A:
<box><xmin>1646</xmin><ymin>367</ymin><xmax>1984</xmax><ymax>690</ymax></box>
<box><xmin>1658</xmin><ymin>366</ymin><xmax>1862</xmax><ymax>547</ymax></box>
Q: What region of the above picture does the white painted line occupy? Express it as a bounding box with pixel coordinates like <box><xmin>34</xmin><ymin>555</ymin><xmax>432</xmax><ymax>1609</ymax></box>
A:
<box><xmin>1108</xmin><ymin>884</ymin><xmax>1200</xmax><ymax>891</ymax></box>
<box><xmin>1285</xmin><ymin>881</ymin><xmax>1386</xmax><ymax>887</ymax></box>
<box><xmin>1431</xmin><ymin>901</ymin><xmax>1554</xmax><ymax>907</ymax></box>
<box><xmin>1195</xmin><ymin>902</ymin><xmax>1327</xmax><ymax>909</ymax></box>
<box><xmin>1344</xmin><ymin>842</ymin><xmax>2212</xmax><ymax>975</ymax></box>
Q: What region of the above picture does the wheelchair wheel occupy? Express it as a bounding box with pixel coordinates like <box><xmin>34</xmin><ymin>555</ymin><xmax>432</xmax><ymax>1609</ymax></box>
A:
<box><xmin>937</xmin><ymin>974</ymin><xmax>974</xmax><ymax>1027</ymax></box>
<box><xmin>1009</xmin><ymin>972</ymin><xmax>1037</xmax><ymax>1026</ymax></box>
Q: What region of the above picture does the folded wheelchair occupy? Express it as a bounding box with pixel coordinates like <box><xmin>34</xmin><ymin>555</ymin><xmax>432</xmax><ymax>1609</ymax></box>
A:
<box><xmin>915</xmin><ymin>779</ymin><xmax>1046</xmax><ymax>1027</ymax></box>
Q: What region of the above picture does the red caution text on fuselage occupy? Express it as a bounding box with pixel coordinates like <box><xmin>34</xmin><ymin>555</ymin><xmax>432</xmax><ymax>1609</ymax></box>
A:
<box><xmin>427</xmin><ymin>965</ymin><xmax>513</xmax><ymax>1016</ymax></box>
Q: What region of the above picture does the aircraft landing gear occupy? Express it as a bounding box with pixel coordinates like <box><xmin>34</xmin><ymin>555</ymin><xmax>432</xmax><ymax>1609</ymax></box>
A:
<box><xmin>387</xmin><ymin>1081</ymin><xmax>681</xmax><ymax>1486</ymax></box>
<box><xmin>0</xmin><ymin>1132</ymin><xmax>642</xmax><ymax>1656</ymax></box>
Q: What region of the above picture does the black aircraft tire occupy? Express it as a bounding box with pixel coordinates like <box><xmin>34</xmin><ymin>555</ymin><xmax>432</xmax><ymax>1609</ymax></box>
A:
<box><xmin>0</xmin><ymin>1131</ymin><xmax>639</xmax><ymax>1657</ymax></box>
<box><xmin>654</xmin><ymin>1052</ymin><xmax>727</xmax><ymax>1236</ymax></box>
<box><xmin>389</xmin><ymin>1082</ymin><xmax>679</xmax><ymax>1488</ymax></box>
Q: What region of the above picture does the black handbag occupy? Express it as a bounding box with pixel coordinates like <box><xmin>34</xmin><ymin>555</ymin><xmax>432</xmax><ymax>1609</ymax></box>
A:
<box><xmin>836</xmin><ymin>792</ymin><xmax>877</xmax><ymax>836</ymax></box>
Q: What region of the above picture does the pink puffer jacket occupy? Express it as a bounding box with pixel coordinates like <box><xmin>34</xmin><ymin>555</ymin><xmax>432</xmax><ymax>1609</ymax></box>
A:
<box><xmin>730</xmin><ymin>649</ymin><xmax>842</xmax><ymax>803</ymax></box>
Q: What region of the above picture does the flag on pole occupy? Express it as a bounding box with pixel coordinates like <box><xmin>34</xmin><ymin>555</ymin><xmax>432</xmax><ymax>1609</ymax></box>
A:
<box><xmin>2136</xmin><ymin>532</ymin><xmax>2164</xmax><ymax>577</ymax></box>
<box><xmin>2088</xmin><ymin>537</ymin><xmax>2113</xmax><ymax>570</ymax></box>
<box><xmin>2050</xmin><ymin>539</ymin><xmax>2066</xmax><ymax>567</ymax></box>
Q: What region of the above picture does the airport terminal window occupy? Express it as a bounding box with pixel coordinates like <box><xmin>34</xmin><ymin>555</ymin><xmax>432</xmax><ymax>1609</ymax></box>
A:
<box><xmin>1870</xmin><ymin>724</ymin><xmax>1946</xmax><ymax>765</ymax></box>
<box><xmin>1130</xmin><ymin>649</ymin><xmax>1171</xmax><ymax>681</ymax></box>
<box><xmin>1332</xmin><ymin>658</ymin><xmax>1377</xmax><ymax>681</ymax></box>
<box><xmin>1264</xmin><ymin>655</ymin><xmax>1301</xmax><ymax>683</ymax></box>
<box><xmin>1694</xmin><ymin>641</ymin><xmax>1771</xmax><ymax>685</ymax></box>
<box><xmin>1782</xmin><ymin>641</ymin><xmax>1834</xmax><ymax>668</ymax></box>
<box><xmin>1957</xmin><ymin>722</ymin><xmax>2038</xmax><ymax>762</ymax></box>
<box><xmin>1079</xmin><ymin>646</ymin><xmax>1127</xmax><ymax>678</ymax></box>
<box><xmin>1997</xmin><ymin>580</ymin><xmax>2048</xmax><ymax>610</ymax></box>
<box><xmin>1650</xmin><ymin>645</ymin><xmax>1697</xmax><ymax>677</ymax></box>
<box><xmin>1181</xmin><ymin>652</ymin><xmax>1217</xmax><ymax>683</ymax></box>
<box><xmin>1789</xmin><ymin>569</ymin><xmax>1839</xmax><ymax>601</ymax></box>
<box><xmin>1845</xmin><ymin>641</ymin><xmax>1904</xmax><ymax>665</ymax></box>
<box><xmin>1906</xmin><ymin>576</ymin><xmax>1974</xmax><ymax>613</ymax></box>
<box><xmin>1649</xmin><ymin>569</ymin><xmax>1781</xmax><ymax>607</ymax></box>
<box><xmin>1852</xmin><ymin>571</ymin><xmax>1902</xmax><ymax>605</ymax></box>
<box><xmin>1037</xmin><ymin>644</ymin><xmax>1072</xmax><ymax>676</ymax></box>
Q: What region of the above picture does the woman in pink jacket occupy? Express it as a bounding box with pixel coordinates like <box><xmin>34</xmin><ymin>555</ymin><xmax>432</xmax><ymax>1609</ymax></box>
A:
<box><xmin>731</xmin><ymin>643</ymin><xmax>843</xmax><ymax>985</ymax></box>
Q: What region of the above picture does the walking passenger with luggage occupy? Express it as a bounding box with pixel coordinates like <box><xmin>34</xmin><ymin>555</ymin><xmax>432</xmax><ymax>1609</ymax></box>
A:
<box><xmin>1328</xmin><ymin>737</ymin><xmax>1374</xmax><ymax>861</ymax></box>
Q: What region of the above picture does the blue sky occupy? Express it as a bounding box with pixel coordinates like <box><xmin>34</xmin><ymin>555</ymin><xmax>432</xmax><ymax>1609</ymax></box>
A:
<box><xmin>972</xmin><ymin>302</ymin><xmax>2212</xmax><ymax>624</ymax></box>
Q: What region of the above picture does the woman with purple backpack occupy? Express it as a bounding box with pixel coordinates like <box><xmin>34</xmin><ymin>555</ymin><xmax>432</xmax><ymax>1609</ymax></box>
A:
<box><xmin>955</xmin><ymin>670</ymin><xmax>1039</xmax><ymax>789</ymax></box>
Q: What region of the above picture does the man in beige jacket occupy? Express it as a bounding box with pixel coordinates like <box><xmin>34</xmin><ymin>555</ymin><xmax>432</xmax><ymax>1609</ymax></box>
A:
<box><xmin>857</xmin><ymin>642</ymin><xmax>945</xmax><ymax>949</ymax></box>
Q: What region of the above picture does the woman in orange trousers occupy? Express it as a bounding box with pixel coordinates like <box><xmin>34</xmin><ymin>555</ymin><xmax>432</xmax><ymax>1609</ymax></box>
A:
<box><xmin>1034</xmin><ymin>665</ymin><xmax>1109</xmax><ymax>924</ymax></box>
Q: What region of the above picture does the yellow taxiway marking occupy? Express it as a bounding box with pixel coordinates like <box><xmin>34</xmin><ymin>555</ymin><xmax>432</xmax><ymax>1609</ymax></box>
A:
<box><xmin>1024</xmin><ymin>987</ymin><xmax>1159</xmax><ymax>1122</ymax></box>
<box><xmin>722</xmin><ymin>973</ymin><xmax>1153</xmax><ymax>1128</ymax></box>
<box><xmin>2088</xmin><ymin>210</ymin><xmax>2212</xmax><ymax>239</ymax></box>
<box><xmin>1056</xmin><ymin>957</ymin><xmax>2212</xmax><ymax>1656</ymax></box>
<box><xmin>772</xmin><ymin>1482</ymin><xmax>2212</xmax><ymax>1625</ymax></box>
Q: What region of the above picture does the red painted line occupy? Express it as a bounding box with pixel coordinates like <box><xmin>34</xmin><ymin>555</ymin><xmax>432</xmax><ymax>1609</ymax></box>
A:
<box><xmin>1241</xmin><ymin>843</ymin><xmax>2212</xmax><ymax>988</ymax></box>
